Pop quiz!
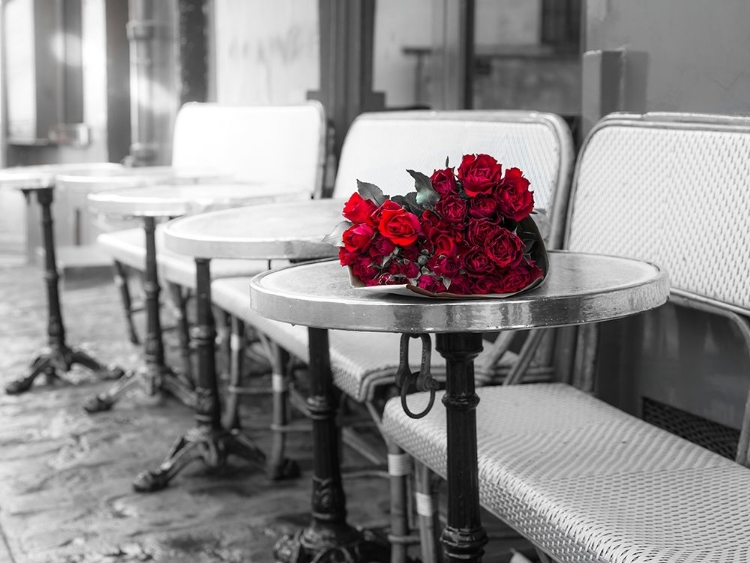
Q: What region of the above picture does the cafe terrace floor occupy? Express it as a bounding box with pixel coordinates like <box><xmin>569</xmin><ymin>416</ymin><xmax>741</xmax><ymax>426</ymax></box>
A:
<box><xmin>0</xmin><ymin>259</ymin><xmax>530</xmax><ymax>563</ymax></box>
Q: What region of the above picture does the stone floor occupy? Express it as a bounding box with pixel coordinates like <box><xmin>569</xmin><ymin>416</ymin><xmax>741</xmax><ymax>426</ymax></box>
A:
<box><xmin>0</xmin><ymin>261</ymin><xmax>533</xmax><ymax>563</ymax></box>
<box><xmin>0</xmin><ymin>263</ymin><xmax>396</xmax><ymax>563</ymax></box>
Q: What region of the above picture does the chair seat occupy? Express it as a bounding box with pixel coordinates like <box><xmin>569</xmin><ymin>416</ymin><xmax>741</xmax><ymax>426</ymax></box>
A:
<box><xmin>382</xmin><ymin>383</ymin><xmax>750</xmax><ymax>563</ymax></box>
<box><xmin>97</xmin><ymin>227</ymin><xmax>279</xmax><ymax>289</ymax></box>
<box><xmin>211</xmin><ymin>276</ymin><xmax>554</xmax><ymax>402</ymax></box>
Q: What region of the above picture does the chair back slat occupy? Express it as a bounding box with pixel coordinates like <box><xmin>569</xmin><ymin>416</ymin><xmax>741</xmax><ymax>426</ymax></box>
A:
<box><xmin>171</xmin><ymin>101</ymin><xmax>326</xmax><ymax>197</ymax></box>
<box><xmin>566</xmin><ymin>113</ymin><xmax>750</xmax><ymax>313</ymax></box>
<box><xmin>333</xmin><ymin>110</ymin><xmax>574</xmax><ymax>248</ymax></box>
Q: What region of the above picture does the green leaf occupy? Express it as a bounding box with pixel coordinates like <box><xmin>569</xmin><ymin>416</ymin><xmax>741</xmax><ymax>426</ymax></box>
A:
<box><xmin>357</xmin><ymin>180</ymin><xmax>386</xmax><ymax>205</ymax></box>
<box><xmin>403</xmin><ymin>192</ymin><xmax>423</xmax><ymax>215</ymax></box>
<box><xmin>321</xmin><ymin>220</ymin><xmax>351</xmax><ymax>247</ymax></box>
<box><xmin>406</xmin><ymin>169</ymin><xmax>440</xmax><ymax>209</ymax></box>
<box><xmin>445</xmin><ymin>156</ymin><xmax>450</xmax><ymax>168</ymax></box>
<box><xmin>390</xmin><ymin>194</ymin><xmax>409</xmax><ymax>209</ymax></box>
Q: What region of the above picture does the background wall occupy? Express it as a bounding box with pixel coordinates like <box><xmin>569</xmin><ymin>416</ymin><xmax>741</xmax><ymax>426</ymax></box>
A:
<box><xmin>213</xmin><ymin>0</ymin><xmax>319</xmax><ymax>105</ymax></box>
<box><xmin>584</xmin><ymin>0</ymin><xmax>750</xmax><ymax>114</ymax></box>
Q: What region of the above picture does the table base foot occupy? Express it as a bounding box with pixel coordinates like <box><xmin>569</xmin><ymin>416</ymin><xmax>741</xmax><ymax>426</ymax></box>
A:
<box><xmin>132</xmin><ymin>426</ymin><xmax>266</xmax><ymax>493</ymax></box>
<box><xmin>5</xmin><ymin>347</ymin><xmax>125</xmax><ymax>395</ymax></box>
<box><xmin>83</xmin><ymin>364</ymin><xmax>195</xmax><ymax>413</ymax></box>
<box><xmin>274</xmin><ymin>526</ymin><xmax>390</xmax><ymax>563</ymax></box>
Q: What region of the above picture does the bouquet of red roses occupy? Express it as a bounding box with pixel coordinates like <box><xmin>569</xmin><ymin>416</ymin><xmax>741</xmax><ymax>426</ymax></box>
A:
<box><xmin>326</xmin><ymin>153</ymin><xmax>547</xmax><ymax>297</ymax></box>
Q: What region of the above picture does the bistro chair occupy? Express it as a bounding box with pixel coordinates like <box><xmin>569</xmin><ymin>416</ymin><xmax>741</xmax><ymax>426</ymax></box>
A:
<box><xmin>382</xmin><ymin>112</ymin><xmax>750</xmax><ymax>562</ymax></box>
<box><xmin>96</xmin><ymin>102</ymin><xmax>326</xmax><ymax>349</ymax></box>
<box><xmin>209</xmin><ymin>109</ymin><xmax>574</xmax><ymax>561</ymax></box>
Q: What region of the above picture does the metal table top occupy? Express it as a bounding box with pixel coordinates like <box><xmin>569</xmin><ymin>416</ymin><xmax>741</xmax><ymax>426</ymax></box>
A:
<box><xmin>163</xmin><ymin>199</ymin><xmax>344</xmax><ymax>260</ymax></box>
<box><xmin>87</xmin><ymin>182</ymin><xmax>311</xmax><ymax>218</ymax></box>
<box><xmin>250</xmin><ymin>252</ymin><xmax>670</xmax><ymax>333</ymax></box>
<box><xmin>55</xmin><ymin>165</ymin><xmax>228</xmax><ymax>192</ymax></box>
<box><xmin>0</xmin><ymin>163</ymin><xmax>124</xmax><ymax>190</ymax></box>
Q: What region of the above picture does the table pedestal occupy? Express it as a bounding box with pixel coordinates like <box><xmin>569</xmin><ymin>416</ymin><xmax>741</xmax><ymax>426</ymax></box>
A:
<box><xmin>436</xmin><ymin>332</ymin><xmax>488</xmax><ymax>563</ymax></box>
<box><xmin>274</xmin><ymin>328</ymin><xmax>389</xmax><ymax>563</ymax></box>
<box><xmin>5</xmin><ymin>189</ymin><xmax>124</xmax><ymax>395</ymax></box>
<box><xmin>83</xmin><ymin>217</ymin><xmax>195</xmax><ymax>412</ymax></box>
<box><xmin>132</xmin><ymin>259</ymin><xmax>266</xmax><ymax>492</ymax></box>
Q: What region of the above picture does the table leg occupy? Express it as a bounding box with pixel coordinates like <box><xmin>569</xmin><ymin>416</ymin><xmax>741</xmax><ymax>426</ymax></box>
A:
<box><xmin>132</xmin><ymin>258</ymin><xmax>266</xmax><ymax>492</ymax></box>
<box><xmin>5</xmin><ymin>188</ymin><xmax>124</xmax><ymax>395</ymax></box>
<box><xmin>83</xmin><ymin>216</ymin><xmax>194</xmax><ymax>412</ymax></box>
<box><xmin>274</xmin><ymin>327</ymin><xmax>389</xmax><ymax>563</ymax></box>
<box><xmin>435</xmin><ymin>332</ymin><xmax>488</xmax><ymax>563</ymax></box>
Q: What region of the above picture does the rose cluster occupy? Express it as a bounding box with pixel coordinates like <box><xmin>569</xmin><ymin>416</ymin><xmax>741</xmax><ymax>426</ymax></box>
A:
<box><xmin>335</xmin><ymin>153</ymin><xmax>544</xmax><ymax>296</ymax></box>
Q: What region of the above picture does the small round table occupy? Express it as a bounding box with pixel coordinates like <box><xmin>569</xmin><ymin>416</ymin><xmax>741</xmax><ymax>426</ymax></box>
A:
<box><xmin>250</xmin><ymin>253</ymin><xmax>669</xmax><ymax>563</ymax></box>
<box><xmin>0</xmin><ymin>163</ymin><xmax>125</xmax><ymax>394</ymax></box>
<box><xmin>128</xmin><ymin>200</ymin><xmax>342</xmax><ymax>492</ymax></box>
<box><xmin>84</xmin><ymin>183</ymin><xmax>311</xmax><ymax>419</ymax></box>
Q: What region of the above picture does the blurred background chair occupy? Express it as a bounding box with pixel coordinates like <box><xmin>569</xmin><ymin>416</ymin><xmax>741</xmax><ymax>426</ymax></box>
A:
<box><xmin>95</xmin><ymin>101</ymin><xmax>326</xmax><ymax>368</ymax></box>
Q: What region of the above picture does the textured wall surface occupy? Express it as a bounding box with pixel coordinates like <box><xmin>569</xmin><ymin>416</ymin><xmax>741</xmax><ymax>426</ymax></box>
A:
<box><xmin>585</xmin><ymin>0</ymin><xmax>750</xmax><ymax>114</ymax></box>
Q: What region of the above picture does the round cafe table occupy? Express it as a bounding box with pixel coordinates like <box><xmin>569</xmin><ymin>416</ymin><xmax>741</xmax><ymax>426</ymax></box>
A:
<box><xmin>0</xmin><ymin>162</ymin><xmax>126</xmax><ymax>395</ymax></box>
<box><xmin>84</xmin><ymin>183</ymin><xmax>311</xmax><ymax>419</ymax></box>
<box><xmin>127</xmin><ymin>200</ymin><xmax>342</xmax><ymax>493</ymax></box>
<box><xmin>57</xmin><ymin>165</ymin><xmax>231</xmax><ymax>345</ymax></box>
<box><xmin>250</xmin><ymin>253</ymin><xmax>669</xmax><ymax>562</ymax></box>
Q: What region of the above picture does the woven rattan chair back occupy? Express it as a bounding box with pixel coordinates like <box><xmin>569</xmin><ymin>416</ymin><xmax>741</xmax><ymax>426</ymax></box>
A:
<box><xmin>566</xmin><ymin>112</ymin><xmax>750</xmax><ymax>463</ymax></box>
<box><xmin>333</xmin><ymin>110</ymin><xmax>574</xmax><ymax>249</ymax></box>
<box><xmin>171</xmin><ymin>101</ymin><xmax>326</xmax><ymax>198</ymax></box>
<box><xmin>567</xmin><ymin>112</ymin><xmax>750</xmax><ymax>310</ymax></box>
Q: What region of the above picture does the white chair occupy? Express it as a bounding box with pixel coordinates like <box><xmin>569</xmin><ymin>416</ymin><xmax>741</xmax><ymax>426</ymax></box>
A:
<box><xmin>382</xmin><ymin>112</ymin><xmax>750</xmax><ymax>562</ymax></box>
<box><xmin>97</xmin><ymin>102</ymin><xmax>326</xmax><ymax>345</ymax></box>
<box><xmin>210</xmin><ymin>109</ymin><xmax>574</xmax><ymax>562</ymax></box>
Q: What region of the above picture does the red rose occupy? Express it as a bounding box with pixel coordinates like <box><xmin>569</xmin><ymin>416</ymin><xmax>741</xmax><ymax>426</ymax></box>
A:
<box><xmin>434</xmin><ymin>194</ymin><xmax>468</xmax><ymax>223</ymax></box>
<box><xmin>339</xmin><ymin>246</ymin><xmax>357</xmax><ymax>266</ymax></box>
<box><xmin>498</xmin><ymin>259</ymin><xmax>544</xmax><ymax>293</ymax></box>
<box><xmin>417</xmin><ymin>275</ymin><xmax>445</xmax><ymax>294</ymax></box>
<box><xmin>369</xmin><ymin>234</ymin><xmax>395</xmax><ymax>258</ymax></box>
<box><xmin>396</xmin><ymin>260</ymin><xmax>420</xmax><ymax>279</ymax></box>
<box><xmin>485</xmin><ymin>228</ymin><xmax>524</xmax><ymax>269</ymax></box>
<box><xmin>342</xmin><ymin>223</ymin><xmax>375</xmax><ymax>253</ymax></box>
<box><xmin>463</xmin><ymin>246</ymin><xmax>495</xmax><ymax>274</ymax></box>
<box><xmin>446</xmin><ymin>273</ymin><xmax>471</xmax><ymax>295</ymax></box>
<box><xmin>377</xmin><ymin>204</ymin><xmax>421</xmax><ymax>246</ymax></box>
<box><xmin>466</xmin><ymin>218</ymin><xmax>499</xmax><ymax>246</ymax></box>
<box><xmin>497</xmin><ymin>168</ymin><xmax>534</xmax><ymax>221</ymax></box>
<box><xmin>471</xmin><ymin>275</ymin><xmax>497</xmax><ymax>295</ymax></box>
<box><xmin>457</xmin><ymin>154</ymin><xmax>502</xmax><ymax>197</ymax></box>
<box><xmin>370</xmin><ymin>199</ymin><xmax>402</xmax><ymax>226</ymax></box>
<box><xmin>343</xmin><ymin>192</ymin><xmax>379</xmax><ymax>225</ymax></box>
<box><xmin>432</xmin><ymin>233</ymin><xmax>458</xmax><ymax>257</ymax></box>
<box><xmin>352</xmin><ymin>255</ymin><xmax>379</xmax><ymax>283</ymax></box>
<box><xmin>427</xmin><ymin>255</ymin><xmax>463</xmax><ymax>278</ymax></box>
<box><xmin>469</xmin><ymin>194</ymin><xmax>498</xmax><ymax>219</ymax></box>
<box><xmin>430</xmin><ymin>168</ymin><xmax>458</xmax><ymax>196</ymax></box>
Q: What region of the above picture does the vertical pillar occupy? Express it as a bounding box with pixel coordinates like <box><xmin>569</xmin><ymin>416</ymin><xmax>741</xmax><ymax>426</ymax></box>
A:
<box><xmin>308</xmin><ymin>0</ymin><xmax>385</xmax><ymax>161</ymax></box>
<box><xmin>177</xmin><ymin>0</ymin><xmax>208</xmax><ymax>105</ymax></box>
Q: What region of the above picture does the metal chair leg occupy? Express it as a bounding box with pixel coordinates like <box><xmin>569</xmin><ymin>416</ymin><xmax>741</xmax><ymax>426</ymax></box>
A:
<box><xmin>113</xmin><ymin>260</ymin><xmax>139</xmax><ymax>345</ymax></box>
<box><xmin>222</xmin><ymin>316</ymin><xmax>245</xmax><ymax>431</ymax></box>
<box><xmin>387</xmin><ymin>442</ymin><xmax>412</xmax><ymax>563</ymax></box>
<box><xmin>167</xmin><ymin>282</ymin><xmax>194</xmax><ymax>386</ymax></box>
<box><xmin>415</xmin><ymin>460</ymin><xmax>443</xmax><ymax>563</ymax></box>
<box><xmin>263</xmin><ymin>335</ymin><xmax>300</xmax><ymax>481</ymax></box>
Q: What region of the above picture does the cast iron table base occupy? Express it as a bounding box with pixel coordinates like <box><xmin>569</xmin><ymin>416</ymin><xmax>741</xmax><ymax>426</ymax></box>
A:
<box><xmin>273</xmin><ymin>328</ymin><xmax>390</xmax><ymax>563</ymax></box>
<box><xmin>82</xmin><ymin>217</ymin><xmax>195</xmax><ymax>413</ymax></box>
<box><xmin>133</xmin><ymin>259</ymin><xmax>296</xmax><ymax>492</ymax></box>
<box><xmin>5</xmin><ymin>188</ymin><xmax>124</xmax><ymax>395</ymax></box>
